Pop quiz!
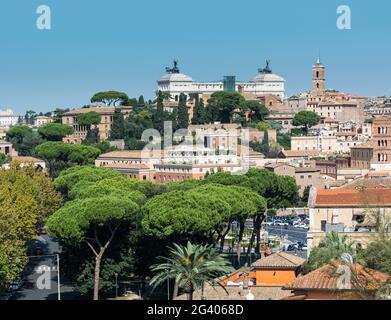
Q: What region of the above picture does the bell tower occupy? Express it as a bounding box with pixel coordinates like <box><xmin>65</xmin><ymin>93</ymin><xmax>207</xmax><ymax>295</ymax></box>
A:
<box><xmin>312</xmin><ymin>56</ymin><xmax>325</xmax><ymax>95</ymax></box>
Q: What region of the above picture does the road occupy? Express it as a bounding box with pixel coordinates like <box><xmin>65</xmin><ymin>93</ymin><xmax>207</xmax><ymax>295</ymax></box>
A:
<box><xmin>265</xmin><ymin>225</ymin><xmax>308</xmax><ymax>244</ymax></box>
<box><xmin>265</xmin><ymin>225</ymin><xmax>308</xmax><ymax>258</ymax></box>
<box><xmin>12</xmin><ymin>235</ymin><xmax>79</xmax><ymax>300</ymax></box>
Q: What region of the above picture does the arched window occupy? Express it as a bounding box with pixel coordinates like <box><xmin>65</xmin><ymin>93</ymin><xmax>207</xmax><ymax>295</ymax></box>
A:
<box><xmin>316</xmin><ymin>71</ymin><xmax>319</xmax><ymax>78</ymax></box>
<box><xmin>378</xmin><ymin>153</ymin><xmax>381</xmax><ymax>161</ymax></box>
<box><xmin>378</xmin><ymin>127</ymin><xmax>381</xmax><ymax>134</ymax></box>
<box><xmin>379</xmin><ymin>140</ymin><xmax>381</xmax><ymax>146</ymax></box>
<box><xmin>316</xmin><ymin>83</ymin><xmax>320</xmax><ymax>89</ymax></box>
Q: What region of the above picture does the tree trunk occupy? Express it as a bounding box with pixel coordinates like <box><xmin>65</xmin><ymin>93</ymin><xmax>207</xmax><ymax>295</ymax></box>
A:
<box><xmin>172</xmin><ymin>278</ymin><xmax>179</xmax><ymax>299</ymax></box>
<box><xmin>220</xmin><ymin>222</ymin><xmax>231</xmax><ymax>252</ymax></box>
<box><xmin>188</xmin><ymin>291</ymin><xmax>193</xmax><ymax>301</ymax></box>
<box><xmin>93</xmin><ymin>254</ymin><xmax>102</xmax><ymax>300</ymax></box>
<box><xmin>236</xmin><ymin>220</ymin><xmax>245</xmax><ymax>267</ymax></box>
<box><xmin>245</xmin><ymin>218</ymin><xmax>257</xmax><ymax>266</ymax></box>
<box><xmin>86</xmin><ymin>225</ymin><xmax>118</xmax><ymax>301</ymax></box>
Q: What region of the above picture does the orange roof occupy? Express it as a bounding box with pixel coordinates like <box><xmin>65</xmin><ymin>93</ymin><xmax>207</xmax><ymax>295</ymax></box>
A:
<box><xmin>315</xmin><ymin>188</ymin><xmax>391</xmax><ymax>207</ymax></box>
<box><xmin>251</xmin><ymin>252</ymin><xmax>305</xmax><ymax>269</ymax></box>
<box><xmin>284</xmin><ymin>263</ymin><xmax>388</xmax><ymax>291</ymax></box>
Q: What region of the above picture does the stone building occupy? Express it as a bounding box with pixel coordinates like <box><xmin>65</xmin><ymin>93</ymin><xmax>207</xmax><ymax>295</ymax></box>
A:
<box><xmin>62</xmin><ymin>106</ymin><xmax>132</xmax><ymax>144</ymax></box>
<box><xmin>307</xmin><ymin>187</ymin><xmax>391</xmax><ymax>253</ymax></box>
<box><xmin>157</xmin><ymin>60</ymin><xmax>285</xmax><ymax>103</ymax></box>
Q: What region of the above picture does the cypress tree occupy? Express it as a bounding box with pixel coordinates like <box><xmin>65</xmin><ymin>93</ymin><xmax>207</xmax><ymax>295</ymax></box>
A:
<box><xmin>177</xmin><ymin>93</ymin><xmax>189</xmax><ymax>129</ymax></box>
<box><xmin>153</xmin><ymin>91</ymin><xmax>165</xmax><ymax>134</ymax></box>
<box><xmin>109</xmin><ymin>108</ymin><xmax>125</xmax><ymax>140</ymax></box>
<box><xmin>260</xmin><ymin>130</ymin><xmax>270</xmax><ymax>155</ymax></box>
<box><xmin>191</xmin><ymin>94</ymin><xmax>206</xmax><ymax>125</ymax></box>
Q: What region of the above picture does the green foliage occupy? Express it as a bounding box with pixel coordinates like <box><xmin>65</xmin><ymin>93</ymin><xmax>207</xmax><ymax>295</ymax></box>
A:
<box><xmin>124</xmin><ymin>108</ymin><xmax>154</xmax><ymax>144</ymax></box>
<box><xmin>264</xmin><ymin>119</ymin><xmax>283</xmax><ymax>131</ymax></box>
<box><xmin>6</xmin><ymin>125</ymin><xmax>32</xmax><ymax>142</ymax></box>
<box><xmin>91</xmin><ymin>91</ymin><xmax>129</xmax><ymax>106</ymax></box>
<box><xmin>243</xmin><ymin>100</ymin><xmax>269</xmax><ymax>122</ymax></box>
<box><xmin>142</xmin><ymin>190</ymin><xmax>229</xmax><ymax>240</ymax></box>
<box><xmin>203</xmin><ymin>168</ymin><xmax>300</xmax><ymax>209</ymax></box>
<box><xmin>150</xmin><ymin>242</ymin><xmax>234</xmax><ymax>299</ymax></box>
<box><xmin>291</xmin><ymin>127</ymin><xmax>308</xmax><ymax>136</ymax></box>
<box><xmin>90</xmin><ymin>140</ymin><xmax>117</xmax><ymax>154</ymax></box>
<box><xmin>257</xmin><ymin>121</ymin><xmax>271</xmax><ymax>131</ymax></box>
<box><xmin>277</xmin><ymin>133</ymin><xmax>291</xmax><ymax>149</ymax></box>
<box><xmin>52</xmin><ymin>108</ymin><xmax>70</xmax><ymax>123</ymax></box>
<box><xmin>293</xmin><ymin>111</ymin><xmax>320</xmax><ymax>133</ymax></box>
<box><xmin>34</xmin><ymin>142</ymin><xmax>101</xmax><ymax>178</ymax></box>
<box><xmin>6</xmin><ymin>125</ymin><xmax>43</xmax><ymax>156</ymax></box>
<box><xmin>47</xmin><ymin>196</ymin><xmax>139</xmax><ymax>244</ymax></box>
<box><xmin>0</xmin><ymin>154</ymin><xmax>12</xmax><ymax>166</ymax></box>
<box><xmin>141</xmin><ymin>182</ymin><xmax>265</xmax><ymax>242</ymax></box>
<box><xmin>177</xmin><ymin>93</ymin><xmax>189</xmax><ymax>129</ymax></box>
<box><xmin>152</xmin><ymin>91</ymin><xmax>167</xmax><ymax>134</ymax></box>
<box><xmin>191</xmin><ymin>95</ymin><xmax>206</xmax><ymax>125</ymax></box>
<box><xmin>360</xmin><ymin>236</ymin><xmax>391</xmax><ymax>275</ymax></box>
<box><xmin>206</xmin><ymin>92</ymin><xmax>245</xmax><ymax>123</ymax></box>
<box><xmin>303</xmin><ymin>231</ymin><xmax>357</xmax><ymax>273</ymax></box>
<box><xmin>77</xmin><ymin>112</ymin><xmax>102</xmax><ymax>126</ymax></box>
<box><xmin>109</xmin><ymin>108</ymin><xmax>125</xmax><ymax>140</ymax></box>
<box><xmin>38</xmin><ymin>123</ymin><xmax>74</xmax><ymax>141</ymax></box>
<box><xmin>54</xmin><ymin>166</ymin><xmax>122</xmax><ymax>197</ymax></box>
<box><xmin>0</xmin><ymin>167</ymin><xmax>61</xmax><ymax>290</ymax></box>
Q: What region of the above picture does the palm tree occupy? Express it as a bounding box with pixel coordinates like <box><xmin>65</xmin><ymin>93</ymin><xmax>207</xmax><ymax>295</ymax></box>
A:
<box><xmin>150</xmin><ymin>242</ymin><xmax>234</xmax><ymax>300</ymax></box>
<box><xmin>320</xmin><ymin>231</ymin><xmax>356</xmax><ymax>252</ymax></box>
<box><xmin>304</xmin><ymin>231</ymin><xmax>357</xmax><ymax>273</ymax></box>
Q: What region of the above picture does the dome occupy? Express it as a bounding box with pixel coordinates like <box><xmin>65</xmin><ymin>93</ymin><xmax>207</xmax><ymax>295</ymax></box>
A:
<box><xmin>250</xmin><ymin>72</ymin><xmax>284</xmax><ymax>83</ymax></box>
<box><xmin>158</xmin><ymin>72</ymin><xmax>193</xmax><ymax>83</ymax></box>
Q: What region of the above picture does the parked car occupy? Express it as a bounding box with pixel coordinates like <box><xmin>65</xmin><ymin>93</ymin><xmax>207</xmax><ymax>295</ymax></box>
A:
<box><xmin>0</xmin><ymin>292</ymin><xmax>13</xmax><ymax>300</ymax></box>
<box><xmin>35</xmin><ymin>246</ymin><xmax>43</xmax><ymax>256</ymax></box>
<box><xmin>285</xmin><ymin>244</ymin><xmax>295</xmax><ymax>251</ymax></box>
<box><xmin>9</xmin><ymin>279</ymin><xmax>24</xmax><ymax>291</ymax></box>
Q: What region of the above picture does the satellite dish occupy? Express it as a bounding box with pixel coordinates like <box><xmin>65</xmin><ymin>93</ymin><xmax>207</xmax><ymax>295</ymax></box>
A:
<box><xmin>340</xmin><ymin>253</ymin><xmax>354</xmax><ymax>264</ymax></box>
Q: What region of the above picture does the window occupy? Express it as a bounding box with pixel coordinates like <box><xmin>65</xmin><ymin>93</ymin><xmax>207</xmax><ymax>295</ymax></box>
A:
<box><xmin>321</xmin><ymin>220</ymin><xmax>326</xmax><ymax>232</ymax></box>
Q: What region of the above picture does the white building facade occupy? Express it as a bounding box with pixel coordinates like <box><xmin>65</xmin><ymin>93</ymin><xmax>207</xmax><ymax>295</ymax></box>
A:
<box><xmin>157</xmin><ymin>61</ymin><xmax>285</xmax><ymax>102</ymax></box>
<box><xmin>0</xmin><ymin>109</ymin><xmax>19</xmax><ymax>128</ymax></box>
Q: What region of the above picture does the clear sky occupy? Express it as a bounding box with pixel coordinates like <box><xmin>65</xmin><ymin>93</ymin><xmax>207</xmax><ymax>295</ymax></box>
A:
<box><xmin>0</xmin><ymin>0</ymin><xmax>390</xmax><ymax>114</ymax></box>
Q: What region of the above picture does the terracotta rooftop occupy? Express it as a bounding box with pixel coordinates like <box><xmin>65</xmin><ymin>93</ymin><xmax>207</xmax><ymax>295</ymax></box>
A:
<box><xmin>102</xmin><ymin>163</ymin><xmax>151</xmax><ymax>170</ymax></box>
<box><xmin>280</xmin><ymin>150</ymin><xmax>320</xmax><ymax>158</ymax></box>
<box><xmin>351</xmin><ymin>141</ymin><xmax>374</xmax><ymax>149</ymax></box>
<box><xmin>64</xmin><ymin>106</ymin><xmax>117</xmax><ymax>115</ymax></box>
<box><xmin>283</xmin><ymin>263</ymin><xmax>388</xmax><ymax>291</ymax></box>
<box><xmin>12</xmin><ymin>156</ymin><xmax>44</xmax><ymax>163</ymax></box>
<box><xmin>251</xmin><ymin>252</ymin><xmax>305</xmax><ymax>269</ymax></box>
<box><xmin>315</xmin><ymin>188</ymin><xmax>391</xmax><ymax>207</ymax></box>
<box><xmin>265</xmin><ymin>162</ymin><xmax>294</xmax><ymax>169</ymax></box>
<box><xmin>341</xmin><ymin>178</ymin><xmax>391</xmax><ymax>190</ymax></box>
<box><xmin>97</xmin><ymin>150</ymin><xmax>162</xmax><ymax>159</ymax></box>
<box><xmin>295</xmin><ymin>167</ymin><xmax>320</xmax><ymax>173</ymax></box>
<box><xmin>175</xmin><ymin>282</ymin><xmax>290</xmax><ymax>300</ymax></box>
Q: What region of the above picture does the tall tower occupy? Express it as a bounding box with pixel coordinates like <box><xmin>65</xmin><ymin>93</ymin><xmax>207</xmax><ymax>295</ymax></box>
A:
<box><xmin>311</xmin><ymin>56</ymin><xmax>325</xmax><ymax>95</ymax></box>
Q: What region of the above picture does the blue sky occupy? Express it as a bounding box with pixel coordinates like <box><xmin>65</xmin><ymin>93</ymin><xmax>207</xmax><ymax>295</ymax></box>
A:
<box><xmin>0</xmin><ymin>0</ymin><xmax>390</xmax><ymax>114</ymax></box>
